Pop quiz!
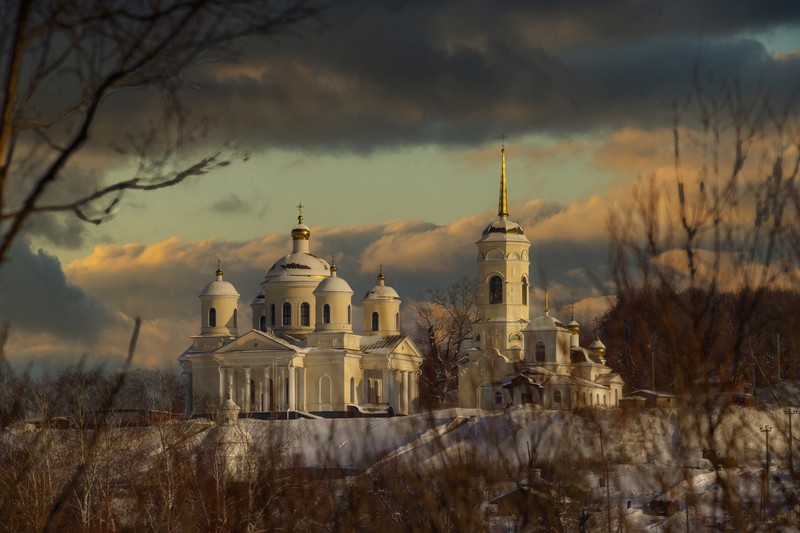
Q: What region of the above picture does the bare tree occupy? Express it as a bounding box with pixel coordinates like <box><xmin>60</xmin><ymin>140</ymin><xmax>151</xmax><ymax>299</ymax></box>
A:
<box><xmin>413</xmin><ymin>277</ymin><xmax>478</xmax><ymax>408</ymax></box>
<box><xmin>0</xmin><ymin>0</ymin><xmax>322</xmax><ymax>263</ymax></box>
<box><xmin>606</xmin><ymin>71</ymin><xmax>800</xmax><ymax>528</ymax></box>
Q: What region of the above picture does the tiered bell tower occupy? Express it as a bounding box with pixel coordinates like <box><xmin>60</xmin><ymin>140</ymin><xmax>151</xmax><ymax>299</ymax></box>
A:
<box><xmin>473</xmin><ymin>145</ymin><xmax>531</xmax><ymax>360</ymax></box>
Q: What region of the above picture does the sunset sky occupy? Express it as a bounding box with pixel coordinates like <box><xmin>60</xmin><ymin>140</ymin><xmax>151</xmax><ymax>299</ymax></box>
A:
<box><xmin>3</xmin><ymin>0</ymin><xmax>800</xmax><ymax>371</ymax></box>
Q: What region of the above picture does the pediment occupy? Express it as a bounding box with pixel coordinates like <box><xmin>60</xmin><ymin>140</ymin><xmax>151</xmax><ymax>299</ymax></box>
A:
<box><xmin>213</xmin><ymin>330</ymin><xmax>299</xmax><ymax>355</ymax></box>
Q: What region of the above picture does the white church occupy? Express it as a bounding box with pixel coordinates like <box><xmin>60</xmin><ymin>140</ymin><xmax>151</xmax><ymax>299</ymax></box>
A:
<box><xmin>457</xmin><ymin>148</ymin><xmax>625</xmax><ymax>410</ymax></box>
<box><xmin>179</xmin><ymin>146</ymin><xmax>624</xmax><ymax>417</ymax></box>
<box><xmin>178</xmin><ymin>216</ymin><xmax>424</xmax><ymax>418</ymax></box>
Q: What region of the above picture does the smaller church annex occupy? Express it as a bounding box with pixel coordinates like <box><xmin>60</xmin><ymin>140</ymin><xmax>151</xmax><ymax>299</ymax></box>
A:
<box><xmin>457</xmin><ymin>147</ymin><xmax>625</xmax><ymax>410</ymax></box>
<box><xmin>179</xmin><ymin>215</ymin><xmax>423</xmax><ymax>419</ymax></box>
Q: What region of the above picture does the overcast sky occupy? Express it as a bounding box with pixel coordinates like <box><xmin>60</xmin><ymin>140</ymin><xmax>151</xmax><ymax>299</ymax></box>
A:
<box><xmin>4</xmin><ymin>0</ymin><xmax>800</xmax><ymax>371</ymax></box>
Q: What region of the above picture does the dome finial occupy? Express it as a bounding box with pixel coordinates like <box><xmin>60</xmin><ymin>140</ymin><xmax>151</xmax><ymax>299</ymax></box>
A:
<box><xmin>544</xmin><ymin>288</ymin><xmax>549</xmax><ymax>316</ymax></box>
<box><xmin>498</xmin><ymin>135</ymin><xmax>509</xmax><ymax>218</ymax></box>
<box><xmin>297</xmin><ymin>201</ymin><xmax>304</xmax><ymax>224</ymax></box>
<box><xmin>330</xmin><ymin>255</ymin><xmax>337</xmax><ymax>274</ymax></box>
<box><xmin>377</xmin><ymin>264</ymin><xmax>385</xmax><ymax>282</ymax></box>
<box><xmin>216</xmin><ymin>258</ymin><xmax>223</xmax><ymax>277</ymax></box>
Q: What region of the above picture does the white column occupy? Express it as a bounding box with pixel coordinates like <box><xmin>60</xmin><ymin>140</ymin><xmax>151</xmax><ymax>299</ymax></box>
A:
<box><xmin>401</xmin><ymin>371</ymin><xmax>409</xmax><ymax>415</ymax></box>
<box><xmin>288</xmin><ymin>364</ymin><xmax>296</xmax><ymax>411</ymax></box>
<box><xmin>383</xmin><ymin>369</ymin><xmax>393</xmax><ymax>406</ymax></box>
<box><xmin>226</xmin><ymin>368</ymin><xmax>234</xmax><ymax>401</ymax></box>
<box><xmin>256</xmin><ymin>373</ymin><xmax>263</xmax><ymax>412</ymax></box>
<box><xmin>263</xmin><ymin>368</ymin><xmax>272</xmax><ymax>411</ymax></box>
<box><xmin>244</xmin><ymin>368</ymin><xmax>251</xmax><ymax>413</ymax></box>
<box><xmin>218</xmin><ymin>368</ymin><xmax>225</xmax><ymax>401</ymax></box>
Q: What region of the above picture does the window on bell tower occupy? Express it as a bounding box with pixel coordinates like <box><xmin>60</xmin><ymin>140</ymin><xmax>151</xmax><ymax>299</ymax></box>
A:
<box><xmin>300</xmin><ymin>302</ymin><xmax>310</xmax><ymax>326</ymax></box>
<box><xmin>323</xmin><ymin>304</ymin><xmax>331</xmax><ymax>324</ymax></box>
<box><xmin>522</xmin><ymin>277</ymin><xmax>528</xmax><ymax>305</ymax></box>
<box><xmin>489</xmin><ymin>276</ymin><xmax>503</xmax><ymax>304</ymax></box>
<box><xmin>535</xmin><ymin>342</ymin><xmax>545</xmax><ymax>362</ymax></box>
<box><xmin>372</xmin><ymin>312</ymin><xmax>379</xmax><ymax>331</ymax></box>
<box><xmin>209</xmin><ymin>308</ymin><xmax>216</xmax><ymax>327</ymax></box>
<box><xmin>282</xmin><ymin>303</ymin><xmax>291</xmax><ymax>326</ymax></box>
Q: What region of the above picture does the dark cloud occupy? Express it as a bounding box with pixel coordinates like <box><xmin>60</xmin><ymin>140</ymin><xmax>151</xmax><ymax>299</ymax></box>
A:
<box><xmin>23</xmin><ymin>212</ymin><xmax>89</xmax><ymax>250</ymax></box>
<box><xmin>0</xmin><ymin>239</ymin><xmax>117</xmax><ymax>341</ymax></box>
<box><xmin>208</xmin><ymin>194</ymin><xmax>253</xmax><ymax>215</ymax></box>
<box><xmin>158</xmin><ymin>0</ymin><xmax>800</xmax><ymax>153</ymax></box>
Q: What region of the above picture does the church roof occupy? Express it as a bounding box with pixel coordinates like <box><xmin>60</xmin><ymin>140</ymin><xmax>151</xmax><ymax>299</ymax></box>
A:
<box><xmin>199</xmin><ymin>269</ymin><xmax>239</xmax><ymax>298</ymax></box>
<box><xmin>362</xmin><ymin>271</ymin><xmax>400</xmax><ymax>301</ymax></box>
<box><xmin>314</xmin><ymin>266</ymin><xmax>353</xmax><ymax>294</ymax></box>
<box><xmin>570</xmin><ymin>347</ymin><xmax>603</xmax><ymax>365</ymax></box>
<box><xmin>265</xmin><ymin>252</ymin><xmax>330</xmax><ymax>281</ymax></box>
<box><xmin>360</xmin><ymin>335</ymin><xmax>405</xmax><ymax>354</ymax></box>
<box><xmin>523</xmin><ymin>315</ymin><xmax>568</xmax><ymax>332</ymax></box>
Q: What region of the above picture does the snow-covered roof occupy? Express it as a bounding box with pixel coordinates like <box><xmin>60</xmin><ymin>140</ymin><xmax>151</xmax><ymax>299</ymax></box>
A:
<box><xmin>199</xmin><ymin>272</ymin><xmax>239</xmax><ymax>298</ymax></box>
<box><xmin>360</xmin><ymin>335</ymin><xmax>405</xmax><ymax>354</ymax></box>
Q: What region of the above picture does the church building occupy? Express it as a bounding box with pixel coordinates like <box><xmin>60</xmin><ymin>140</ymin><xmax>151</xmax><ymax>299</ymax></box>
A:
<box><xmin>179</xmin><ymin>145</ymin><xmax>624</xmax><ymax>417</ymax></box>
<box><xmin>458</xmin><ymin>147</ymin><xmax>625</xmax><ymax>410</ymax></box>
<box><xmin>179</xmin><ymin>214</ymin><xmax>424</xmax><ymax>418</ymax></box>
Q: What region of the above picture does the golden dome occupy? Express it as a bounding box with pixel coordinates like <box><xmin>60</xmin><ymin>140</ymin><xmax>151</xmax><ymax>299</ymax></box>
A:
<box><xmin>291</xmin><ymin>214</ymin><xmax>311</xmax><ymax>240</ymax></box>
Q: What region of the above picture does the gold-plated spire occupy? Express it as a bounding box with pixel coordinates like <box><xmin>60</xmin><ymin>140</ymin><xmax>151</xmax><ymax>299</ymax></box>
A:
<box><xmin>378</xmin><ymin>264</ymin><xmax>384</xmax><ymax>281</ymax></box>
<box><xmin>216</xmin><ymin>259</ymin><xmax>223</xmax><ymax>277</ymax></box>
<box><xmin>498</xmin><ymin>136</ymin><xmax>509</xmax><ymax>218</ymax></box>
<box><xmin>330</xmin><ymin>255</ymin><xmax>337</xmax><ymax>274</ymax></box>
<box><xmin>297</xmin><ymin>202</ymin><xmax>304</xmax><ymax>224</ymax></box>
<box><xmin>544</xmin><ymin>288</ymin><xmax>549</xmax><ymax>316</ymax></box>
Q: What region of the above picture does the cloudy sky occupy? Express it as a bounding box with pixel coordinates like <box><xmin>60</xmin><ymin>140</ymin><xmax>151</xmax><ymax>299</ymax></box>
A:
<box><xmin>3</xmin><ymin>0</ymin><xmax>800</xmax><ymax>371</ymax></box>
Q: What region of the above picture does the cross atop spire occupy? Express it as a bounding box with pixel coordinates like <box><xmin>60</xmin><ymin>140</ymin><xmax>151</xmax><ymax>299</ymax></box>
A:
<box><xmin>499</xmin><ymin>133</ymin><xmax>508</xmax><ymax>149</ymax></box>
<box><xmin>498</xmin><ymin>136</ymin><xmax>509</xmax><ymax>218</ymax></box>
<box><xmin>216</xmin><ymin>258</ymin><xmax>223</xmax><ymax>277</ymax></box>
<box><xmin>296</xmin><ymin>202</ymin><xmax>304</xmax><ymax>224</ymax></box>
<box><xmin>544</xmin><ymin>288</ymin><xmax>549</xmax><ymax>316</ymax></box>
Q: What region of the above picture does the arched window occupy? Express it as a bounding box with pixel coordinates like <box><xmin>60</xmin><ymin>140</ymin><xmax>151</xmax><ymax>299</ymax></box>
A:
<box><xmin>233</xmin><ymin>308</ymin><xmax>237</xmax><ymax>327</ymax></box>
<box><xmin>270</xmin><ymin>304</ymin><xmax>276</xmax><ymax>326</ymax></box>
<box><xmin>522</xmin><ymin>277</ymin><xmax>529</xmax><ymax>305</ymax></box>
<box><xmin>347</xmin><ymin>305</ymin><xmax>351</xmax><ymax>324</ymax></box>
<box><xmin>494</xmin><ymin>391</ymin><xmax>503</xmax><ymax>405</ymax></box>
<box><xmin>209</xmin><ymin>308</ymin><xmax>216</xmax><ymax>327</ymax></box>
<box><xmin>553</xmin><ymin>390</ymin><xmax>562</xmax><ymax>404</ymax></box>
<box><xmin>323</xmin><ymin>304</ymin><xmax>331</xmax><ymax>324</ymax></box>
<box><xmin>489</xmin><ymin>276</ymin><xmax>503</xmax><ymax>304</ymax></box>
<box><xmin>319</xmin><ymin>375</ymin><xmax>332</xmax><ymax>405</ymax></box>
<box><xmin>535</xmin><ymin>342</ymin><xmax>545</xmax><ymax>362</ymax></box>
<box><xmin>259</xmin><ymin>314</ymin><xmax>266</xmax><ymax>332</ymax></box>
<box><xmin>300</xmin><ymin>302</ymin><xmax>310</xmax><ymax>326</ymax></box>
<box><xmin>372</xmin><ymin>312</ymin><xmax>379</xmax><ymax>331</ymax></box>
<box><xmin>282</xmin><ymin>303</ymin><xmax>291</xmax><ymax>326</ymax></box>
<box><xmin>395</xmin><ymin>313</ymin><xmax>400</xmax><ymax>331</ymax></box>
<box><xmin>350</xmin><ymin>377</ymin><xmax>355</xmax><ymax>403</ymax></box>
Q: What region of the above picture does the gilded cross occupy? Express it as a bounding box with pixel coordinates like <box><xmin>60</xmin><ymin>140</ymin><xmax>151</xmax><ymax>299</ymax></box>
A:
<box><xmin>498</xmin><ymin>134</ymin><xmax>508</xmax><ymax>149</ymax></box>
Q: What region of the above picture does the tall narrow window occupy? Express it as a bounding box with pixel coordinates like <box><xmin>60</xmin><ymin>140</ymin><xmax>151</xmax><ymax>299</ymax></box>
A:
<box><xmin>553</xmin><ymin>390</ymin><xmax>562</xmax><ymax>404</ymax></box>
<box><xmin>347</xmin><ymin>305</ymin><xmax>351</xmax><ymax>324</ymax></box>
<box><xmin>372</xmin><ymin>312</ymin><xmax>379</xmax><ymax>332</ymax></box>
<box><xmin>323</xmin><ymin>304</ymin><xmax>331</xmax><ymax>324</ymax></box>
<box><xmin>535</xmin><ymin>342</ymin><xmax>545</xmax><ymax>362</ymax></box>
<box><xmin>209</xmin><ymin>308</ymin><xmax>216</xmax><ymax>327</ymax></box>
<box><xmin>233</xmin><ymin>308</ymin><xmax>238</xmax><ymax>327</ymax></box>
<box><xmin>350</xmin><ymin>377</ymin><xmax>355</xmax><ymax>403</ymax></box>
<box><xmin>282</xmin><ymin>303</ymin><xmax>291</xmax><ymax>326</ymax></box>
<box><xmin>489</xmin><ymin>276</ymin><xmax>503</xmax><ymax>304</ymax></box>
<box><xmin>522</xmin><ymin>277</ymin><xmax>529</xmax><ymax>305</ymax></box>
<box><xmin>270</xmin><ymin>304</ymin><xmax>276</xmax><ymax>326</ymax></box>
<box><xmin>259</xmin><ymin>315</ymin><xmax>266</xmax><ymax>332</ymax></box>
<box><xmin>395</xmin><ymin>313</ymin><xmax>400</xmax><ymax>332</ymax></box>
<box><xmin>300</xmin><ymin>302</ymin><xmax>310</xmax><ymax>326</ymax></box>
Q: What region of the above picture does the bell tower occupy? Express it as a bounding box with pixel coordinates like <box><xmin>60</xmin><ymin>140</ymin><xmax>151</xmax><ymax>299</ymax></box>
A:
<box><xmin>473</xmin><ymin>144</ymin><xmax>531</xmax><ymax>359</ymax></box>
